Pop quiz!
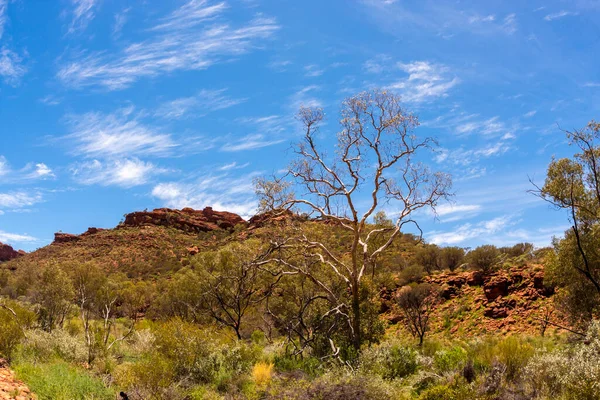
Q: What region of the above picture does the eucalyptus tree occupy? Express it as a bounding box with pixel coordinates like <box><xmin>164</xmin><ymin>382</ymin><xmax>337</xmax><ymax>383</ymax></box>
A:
<box><xmin>257</xmin><ymin>89</ymin><xmax>452</xmax><ymax>351</ymax></box>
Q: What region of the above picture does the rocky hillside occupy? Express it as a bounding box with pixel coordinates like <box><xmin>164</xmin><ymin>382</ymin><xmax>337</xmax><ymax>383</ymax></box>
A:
<box><xmin>0</xmin><ymin>359</ymin><xmax>34</xmax><ymax>399</ymax></box>
<box><xmin>2</xmin><ymin>207</ymin><xmax>246</xmax><ymax>277</ymax></box>
<box><xmin>385</xmin><ymin>264</ymin><xmax>563</xmax><ymax>336</ymax></box>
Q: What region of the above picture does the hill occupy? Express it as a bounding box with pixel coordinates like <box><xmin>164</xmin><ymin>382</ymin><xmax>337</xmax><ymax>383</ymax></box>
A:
<box><xmin>1</xmin><ymin>206</ymin><xmax>564</xmax><ymax>337</ymax></box>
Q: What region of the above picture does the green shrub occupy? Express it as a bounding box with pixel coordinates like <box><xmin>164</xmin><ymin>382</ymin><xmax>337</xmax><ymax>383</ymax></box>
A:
<box><xmin>0</xmin><ymin>308</ymin><xmax>24</xmax><ymax>359</ymax></box>
<box><xmin>14</xmin><ymin>329</ymin><xmax>87</xmax><ymax>364</ymax></box>
<box><xmin>495</xmin><ymin>336</ymin><xmax>534</xmax><ymax>381</ymax></box>
<box><xmin>433</xmin><ymin>346</ymin><xmax>467</xmax><ymax>374</ymax></box>
<box><xmin>360</xmin><ymin>341</ymin><xmax>418</xmax><ymax>379</ymax></box>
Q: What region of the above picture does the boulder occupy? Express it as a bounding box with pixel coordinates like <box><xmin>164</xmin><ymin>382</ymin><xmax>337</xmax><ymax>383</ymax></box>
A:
<box><xmin>466</xmin><ymin>271</ymin><xmax>485</xmax><ymax>286</ymax></box>
<box><xmin>483</xmin><ymin>275</ymin><xmax>510</xmax><ymax>301</ymax></box>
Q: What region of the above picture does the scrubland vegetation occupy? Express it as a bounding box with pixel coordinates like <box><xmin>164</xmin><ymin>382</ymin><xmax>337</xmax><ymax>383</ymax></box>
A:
<box><xmin>0</xmin><ymin>92</ymin><xmax>599</xmax><ymax>399</ymax></box>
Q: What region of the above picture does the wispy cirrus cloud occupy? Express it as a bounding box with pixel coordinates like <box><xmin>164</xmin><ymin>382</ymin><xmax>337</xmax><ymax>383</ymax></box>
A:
<box><xmin>64</xmin><ymin>108</ymin><xmax>177</xmax><ymax>158</ymax></box>
<box><xmin>0</xmin><ymin>0</ymin><xmax>7</xmax><ymax>39</ymax></box>
<box><xmin>155</xmin><ymin>89</ymin><xmax>246</xmax><ymax>120</ymax></box>
<box><xmin>221</xmin><ymin>134</ymin><xmax>285</xmax><ymax>152</ymax></box>
<box><xmin>389</xmin><ymin>61</ymin><xmax>459</xmax><ymax>103</ymax></box>
<box><xmin>67</xmin><ymin>0</ymin><xmax>99</xmax><ymax>34</ymax></box>
<box><xmin>0</xmin><ymin>47</ymin><xmax>27</xmax><ymax>86</ymax></box>
<box><xmin>70</xmin><ymin>158</ymin><xmax>167</xmax><ymax>187</ymax></box>
<box><xmin>58</xmin><ymin>0</ymin><xmax>279</xmax><ymax>90</ymax></box>
<box><xmin>112</xmin><ymin>7</ymin><xmax>130</xmax><ymax>38</ymax></box>
<box><xmin>544</xmin><ymin>10</ymin><xmax>579</xmax><ymax>21</ymax></box>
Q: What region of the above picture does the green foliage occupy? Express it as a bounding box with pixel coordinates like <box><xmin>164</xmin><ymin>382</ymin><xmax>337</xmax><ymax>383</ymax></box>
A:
<box><xmin>465</xmin><ymin>245</ymin><xmax>501</xmax><ymax>274</ymax></box>
<box><xmin>438</xmin><ymin>247</ymin><xmax>465</xmax><ymax>271</ymax></box>
<box><xmin>0</xmin><ymin>307</ymin><xmax>24</xmax><ymax>359</ymax></box>
<box><xmin>414</xmin><ymin>244</ymin><xmax>441</xmax><ymax>274</ymax></box>
<box><xmin>433</xmin><ymin>345</ymin><xmax>467</xmax><ymax>374</ymax></box>
<box><xmin>14</xmin><ymin>361</ymin><xmax>115</xmax><ymax>400</ymax></box>
<box><xmin>360</xmin><ymin>341</ymin><xmax>418</xmax><ymax>379</ymax></box>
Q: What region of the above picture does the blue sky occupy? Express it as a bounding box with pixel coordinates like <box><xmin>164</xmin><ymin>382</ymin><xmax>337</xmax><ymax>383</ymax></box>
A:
<box><xmin>1</xmin><ymin>0</ymin><xmax>599</xmax><ymax>251</ymax></box>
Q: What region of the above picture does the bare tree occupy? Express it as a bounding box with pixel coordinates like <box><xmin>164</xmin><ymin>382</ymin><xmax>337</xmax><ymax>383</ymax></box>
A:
<box><xmin>258</xmin><ymin>89</ymin><xmax>451</xmax><ymax>350</ymax></box>
<box><xmin>396</xmin><ymin>283</ymin><xmax>439</xmax><ymax>346</ymax></box>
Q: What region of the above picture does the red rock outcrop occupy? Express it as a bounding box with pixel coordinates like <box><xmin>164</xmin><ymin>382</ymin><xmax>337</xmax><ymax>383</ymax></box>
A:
<box><xmin>53</xmin><ymin>232</ymin><xmax>81</xmax><ymax>244</ymax></box>
<box><xmin>0</xmin><ymin>242</ymin><xmax>24</xmax><ymax>262</ymax></box>
<box><xmin>122</xmin><ymin>207</ymin><xmax>245</xmax><ymax>233</ymax></box>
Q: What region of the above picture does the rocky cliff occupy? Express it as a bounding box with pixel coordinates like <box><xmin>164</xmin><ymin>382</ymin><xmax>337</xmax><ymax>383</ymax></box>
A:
<box><xmin>0</xmin><ymin>242</ymin><xmax>24</xmax><ymax>262</ymax></box>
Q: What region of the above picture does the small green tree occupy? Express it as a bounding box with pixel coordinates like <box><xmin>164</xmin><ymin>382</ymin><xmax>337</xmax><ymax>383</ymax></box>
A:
<box><xmin>438</xmin><ymin>246</ymin><xmax>465</xmax><ymax>271</ymax></box>
<box><xmin>396</xmin><ymin>283</ymin><xmax>439</xmax><ymax>346</ymax></box>
<box><xmin>33</xmin><ymin>264</ymin><xmax>74</xmax><ymax>331</ymax></box>
<box><xmin>466</xmin><ymin>245</ymin><xmax>501</xmax><ymax>274</ymax></box>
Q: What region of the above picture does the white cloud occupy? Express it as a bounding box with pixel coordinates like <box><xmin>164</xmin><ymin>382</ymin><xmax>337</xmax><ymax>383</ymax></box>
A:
<box><xmin>0</xmin><ymin>0</ymin><xmax>7</xmax><ymax>39</ymax></box>
<box><xmin>221</xmin><ymin>134</ymin><xmax>285</xmax><ymax>152</ymax></box>
<box><xmin>468</xmin><ymin>14</ymin><xmax>495</xmax><ymax>24</ymax></box>
<box><xmin>289</xmin><ymin>85</ymin><xmax>323</xmax><ymax>110</ymax></box>
<box><xmin>58</xmin><ymin>1</ymin><xmax>279</xmax><ymax>90</ymax></box>
<box><xmin>304</xmin><ymin>64</ymin><xmax>324</xmax><ymax>77</ymax></box>
<box><xmin>435</xmin><ymin>204</ymin><xmax>481</xmax><ymax>216</ymax></box>
<box><xmin>152</xmin><ymin>172</ymin><xmax>261</xmax><ymax>219</ymax></box>
<box><xmin>0</xmin><ymin>47</ymin><xmax>27</xmax><ymax>86</ymax></box>
<box><xmin>0</xmin><ymin>157</ymin><xmax>55</xmax><ymax>182</ymax></box>
<box><xmin>0</xmin><ymin>191</ymin><xmax>43</xmax><ymax>210</ymax></box>
<box><xmin>429</xmin><ymin>214</ymin><xmax>514</xmax><ymax>245</ymax></box>
<box><xmin>64</xmin><ymin>108</ymin><xmax>177</xmax><ymax>158</ymax></box>
<box><xmin>267</xmin><ymin>58</ymin><xmax>292</xmax><ymax>72</ymax></box>
<box><xmin>0</xmin><ymin>230</ymin><xmax>37</xmax><ymax>244</ymax></box>
<box><xmin>502</xmin><ymin>13</ymin><xmax>517</xmax><ymax>34</ymax></box>
<box><xmin>544</xmin><ymin>10</ymin><xmax>579</xmax><ymax>21</ymax></box>
<box><xmin>583</xmin><ymin>82</ymin><xmax>600</xmax><ymax>87</ymax></box>
<box><xmin>67</xmin><ymin>0</ymin><xmax>98</xmax><ymax>34</ymax></box>
<box><xmin>523</xmin><ymin>110</ymin><xmax>537</xmax><ymax>118</ymax></box>
<box><xmin>70</xmin><ymin>158</ymin><xmax>167</xmax><ymax>187</ymax></box>
<box><xmin>435</xmin><ymin>140</ymin><xmax>512</xmax><ymax>166</ymax></box>
<box><xmin>155</xmin><ymin>89</ymin><xmax>246</xmax><ymax>120</ymax></box>
<box><xmin>363</xmin><ymin>54</ymin><xmax>392</xmax><ymax>74</ymax></box>
<box><xmin>112</xmin><ymin>7</ymin><xmax>130</xmax><ymax>38</ymax></box>
<box><xmin>218</xmin><ymin>161</ymin><xmax>249</xmax><ymax>171</ymax></box>
<box><xmin>390</xmin><ymin>61</ymin><xmax>459</xmax><ymax>103</ymax></box>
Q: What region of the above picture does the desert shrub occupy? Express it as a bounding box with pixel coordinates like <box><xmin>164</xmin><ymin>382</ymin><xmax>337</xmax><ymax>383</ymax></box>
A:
<box><xmin>494</xmin><ymin>336</ymin><xmax>534</xmax><ymax>382</ymax></box>
<box><xmin>0</xmin><ymin>308</ymin><xmax>24</xmax><ymax>359</ymax></box>
<box><xmin>415</xmin><ymin>245</ymin><xmax>441</xmax><ymax>274</ymax></box>
<box><xmin>433</xmin><ymin>345</ymin><xmax>467</xmax><ymax>374</ymax></box>
<box><xmin>360</xmin><ymin>341</ymin><xmax>418</xmax><ymax>379</ymax></box>
<box><xmin>114</xmin><ymin>354</ymin><xmax>176</xmax><ymax>399</ymax></box>
<box><xmin>418</xmin><ymin>384</ymin><xmax>474</xmax><ymax>400</ymax></box>
<box><xmin>15</xmin><ymin>360</ymin><xmax>114</xmax><ymax>400</ymax></box>
<box><xmin>118</xmin><ymin>319</ymin><xmax>259</xmax><ymax>394</ymax></box>
<box><xmin>267</xmin><ymin>374</ymin><xmax>401</xmax><ymax>400</ymax></box>
<box><xmin>465</xmin><ymin>245</ymin><xmax>501</xmax><ymax>273</ymax></box>
<box><xmin>14</xmin><ymin>328</ymin><xmax>87</xmax><ymax>364</ymax></box>
<box><xmin>525</xmin><ymin>321</ymin><xmax>600</xmax><ymax>400</ymax></box>
<box><xmin>273</xmin><ymin>354</ymin><xmax>322</xmax><ymax>377</ymax></box>
<box><xmin>252</xmin><ymin>362</ymin><xmax>274</xmax><ymax>386</ymax></box>
<box><xmin>399</xmin><ymin>265</ymin><xmax>425</xmax><ymax>285</ymax></box>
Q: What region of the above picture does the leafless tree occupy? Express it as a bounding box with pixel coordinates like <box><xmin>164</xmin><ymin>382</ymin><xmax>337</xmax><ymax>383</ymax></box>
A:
<box><xmin>258</xmin><ymin>89</ymin><xmax>451</xmax><ymax>350</ymax></box>
<box><xmin>396</xmin><ymin>283</ymin><xmax>439</xmax><ymax>346</ymax></box>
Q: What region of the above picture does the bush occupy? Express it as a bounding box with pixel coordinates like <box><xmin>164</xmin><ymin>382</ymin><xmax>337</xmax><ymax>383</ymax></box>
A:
<box><xmin>252</xmin><ymin>362</ymin><xmax>274</xmax><ymax>387</ymax></box>
<box><xmin>399</xmin><ymin>265</ymin><xmax>425</xmax><ymax>285</ymax></box>
<box><xmin>495</xmin><ymin>336</ymin><xmax>534</xmax><ymax>382</ymax></box>
<box><xmin>360</xmin><ymin>341</ymin><xmax>418</xmax><ymax>379</ymax></box>
<box><xmin>14</xmin><ymin>329</ymin><xmax>87</xmax><ymax>364</ymax></box>
<box><xmin>466</xmin><ymin>245</ymin><xmax>501</xmax><ymax>273</ymax></box>
<box><xmin>433</xmin><ymin>346</ymin><xmax>467</xmax><ymax>374</ymax></box>
<box><xmin>525</xmin><ymin>321</ymin><xmax>600</xmax><ymax>399</ymax></box>
<box><xmin>0</xmin><ymin>308</ymin><xmax>24</xmax><ymax>359</ymax></box>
